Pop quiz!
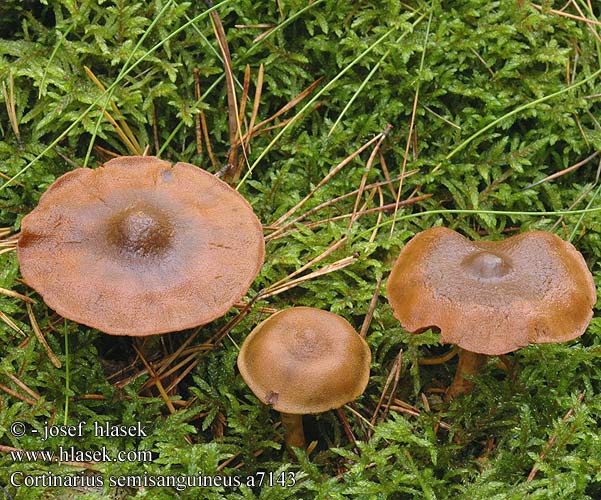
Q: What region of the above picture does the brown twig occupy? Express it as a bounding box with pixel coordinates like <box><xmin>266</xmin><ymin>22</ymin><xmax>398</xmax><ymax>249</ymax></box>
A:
<box><xmin>0</xmin><ymin>311</ymin><xmax>26</xmax><ymax>336</ymax></box>
<box><xmin>4</xmin><ymin>372</ymin><xmax>40</xmax><ymax>401</ymax></box>
<box><xmin>3</xmin><ymin>74</ymin><xmax>20</xmax><ymax>143</ymax></box>
<box><xmin>0</xmin><ymin>286</ymin><xmax>35</xmax><ymax>304</ymax></box>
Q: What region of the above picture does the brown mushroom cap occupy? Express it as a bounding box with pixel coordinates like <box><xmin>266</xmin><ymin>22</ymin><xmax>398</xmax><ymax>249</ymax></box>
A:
<box><xmin>387</xmin><ymin>227</ymin><xmax>597</xmax><ymax>355</ymax></box>
<box><xmin>17</xmin><ymin>156</ymin><xmax>265</xmax><ymax>336</ymax></box>
<box><xmin>237</xmin><ymin>307</ymin><xmax>371</xmax><ymax>414</ymax></box>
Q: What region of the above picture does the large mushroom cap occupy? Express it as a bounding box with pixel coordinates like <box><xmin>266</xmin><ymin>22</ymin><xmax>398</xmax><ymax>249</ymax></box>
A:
<box><xmin>237</xmin><ymin>307</ymin><xmax>371</xmax><ymax>414</ymax></box>
<box><xmin>17</xmin><ymin>156</ymin><xmax>265</xmax><ymax>336</ymax></box>
<box><xmin>387</xmin><ymin>227</ymin><xmax>597</xmax><ymax>355</ymax></box>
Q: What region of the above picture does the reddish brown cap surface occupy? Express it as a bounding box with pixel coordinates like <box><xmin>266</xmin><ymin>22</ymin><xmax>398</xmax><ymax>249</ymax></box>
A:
<box><xmin>17</xmin><ymin>156</ymin><xmax>265</xmax><ymax>336</ymax></box>
<box><xmin>387</xmin><ymin>227</ymin><xmax>597</xmax><ymax>355</ymax></box>
<box><xmin>237</xmin><ymin>307</ymin><xmax>371</xmax><ymax>414</ymax></box>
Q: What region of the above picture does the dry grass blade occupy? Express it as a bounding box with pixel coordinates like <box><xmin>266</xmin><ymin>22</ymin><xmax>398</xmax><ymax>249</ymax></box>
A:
<box><xmin>360</xmin><ymin>276</ymin><xmax>382</xmax><ymax>338</ymax></box>
<box><xmin>0</xmin><ymin>382</ymin><xmax>37</xmax><ymax>406</ymax></box>
<box><xmin>3</xmin><ymin>74</ymin><xmax>20</xmax><ymax>143</ymax></box>
<box><xmin>245</xmin><ymin>63</ymin><xmax>264</xmax><ymax>152</ymax></box>
<box><xmin>244</xmin><ymin>77</ymin><xmax>323</xmax><ymax>141</ymax></box>
<box><xmin>369</xmin><ymin>350</ymin><xmax>402</xmax><ymax>436</ymax></box>
<box><xmin>301</xmin><ymin>195</ymin><xmax>432</xmax><ymax>231</ymax></box>
<box><xmin>264</xmin><ymin>174</ymin><xmax>414</xmax><ymax>241</ymax></box>
<box><xmin>193</xmin><ymin>70</ymin><xmax>218</xmax><ymax>170</ymax></box>
<box><xmin>4</xmin><ymin>372</ymin><xmax>40</xmax><ymax>401</ymax></box>
<box><xmin>84</xmin><ymin>66</ymin><xmax>142</xmax><ymax>155</ymax></box>
<box><xmin>348</xmin><ymin>124</ymin><xmax>392</xmax><ymax>228</ymax></box>
<box><xmin>265</xmin><ymin>236</ymin><xmax>348</xmax><ymax>292</ymax></box>
<box><xmin>385</xmin><ymin>397</ymin><xmax>452</xmax><ymax>431</ymax></box>
<box><xmin>336</xmin><ymin>408</ymin><xmax>357</xmax><ymax>447</ymax></box>
<box><xmin>27</xmin><ymin>303</ymin><xmax>62</xmax><ymax>368</ymax></box>
<box><xmin>272</xmin><ymin>132</ymin><xmax>387</xmax><ymax>227</ymax></box>
<box><xmin>527</xmin><ymin>391</ymin><xmax>586</xmax><ymax>481</ymax></box>
<box><xmin>530</xmin><ymin>2</ymin><xmax>601</xmax><ymax>28</ymax></box>
<box><xmin>238</xmin><ymin>64</ymin><xmax>252</xmax><ymax>125</ymax></box>
<box><xmin>132</xmin><ymin>343</ymin><xmax>177</xmax><ymax>415</ymax></box>
<box><xmin>369</xmin><ymin>186</ymin><xmax>385</xmax><ymax>243</ymax></box>
<box><xmin>141</xmin><ymin>345</ymin><xmax>212</xmax><ymax>391</ymax></box>
<box><xmin>521</xmin><ymin>150</ymin><xmax>601</xmax><ymax>190</ymax></box>
<box><xmin>0</xmin><ymin>286</ymin><xmax>35</xmax><ymax>304</ymax></box>
<box><xmin>209</xmin><ymin>8</ymin><xmax>242</xmax><ymax>182</ymax></box>
<box><xmin>193</xmin><ymin>68</ymin><xmax>204</xmax><ymax>155</ymax></box>
<box><xmin>0</xmin><ymin>311</ymin><xmax>26</xmax><ymax>336</ymax></box>
<box><xmin>204</xmin><ymin>292</ymin><xmax>262</xmax><ymax>348</ymax></box>
<box><xmin>259</xmin><ymin>255</ymin><xmax>358</xmax><ymax>300</ymax></box>
<box><xmin>390</xmin><ymin>11</ymin><xmax>432</xmax><ymax>237</ymax></box>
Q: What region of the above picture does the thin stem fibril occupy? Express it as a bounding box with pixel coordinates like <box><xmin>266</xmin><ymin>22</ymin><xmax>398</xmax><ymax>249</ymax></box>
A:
<box><xmin>39</xmin><ymin>25</ymin><xmax>74</xmax><ymax>99</ymax></box>
<box><xmin>0</xmin><ymin>0</ymin><xmax>232</xmax><ymax>191</ymax></box>
<box><xmin>236</xmin><ymin>10</ymin><xmax>426</xmax><ymax>190</ymax></box>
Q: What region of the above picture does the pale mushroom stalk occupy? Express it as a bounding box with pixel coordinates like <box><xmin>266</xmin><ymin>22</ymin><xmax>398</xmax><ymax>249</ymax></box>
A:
<box><xmin>280</xmin><ymin>413</ymin><xmax>305</xmax><ymax>451</ymax></box>
<box><xmin>446</xmin><ymin>349</ymin><xmax>487</xmax><ymax>400</ymax></box>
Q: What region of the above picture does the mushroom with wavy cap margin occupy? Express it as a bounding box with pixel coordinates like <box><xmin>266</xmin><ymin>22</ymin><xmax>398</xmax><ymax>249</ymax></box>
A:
<box><xmin>17</xmin><ymin>156</ymin><xmax>265</xmax><ymax>336</ymax></box>
<box><xmin>237</xmin><ymin>307</ymin><xmax>371</xmax><ymax>451</ymax></box>
<box><xmin>386</xmin><ymin>226</ymin><xmax>596</xmax><ymax>399</ymax></box>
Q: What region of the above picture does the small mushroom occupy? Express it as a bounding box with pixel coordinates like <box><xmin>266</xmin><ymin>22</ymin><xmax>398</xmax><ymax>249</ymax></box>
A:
<box><xmin>17</xmin><ymin>156</ymin><xmax>265</xmax><ymax>336</ymax></box>
<box><xmin>237</xmin><ymin>307</ymin><xmax>371</xmax><ymax>451</ymax></box>
<box><xmin>386</xmin><ymin>227</ymin><xmax>596</xmax><ymax>399</ymax></box>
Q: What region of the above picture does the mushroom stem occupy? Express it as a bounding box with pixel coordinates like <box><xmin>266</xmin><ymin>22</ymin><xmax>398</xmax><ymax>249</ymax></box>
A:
<box><xmin>446</xmin><ymin>348</ymin><xmax>487</xmax><ymax>400</ymax></box>
<box><xmin>280</xmin><ymin>412</ymin><xmax>305</xmax><ymax>451</ymax></box>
